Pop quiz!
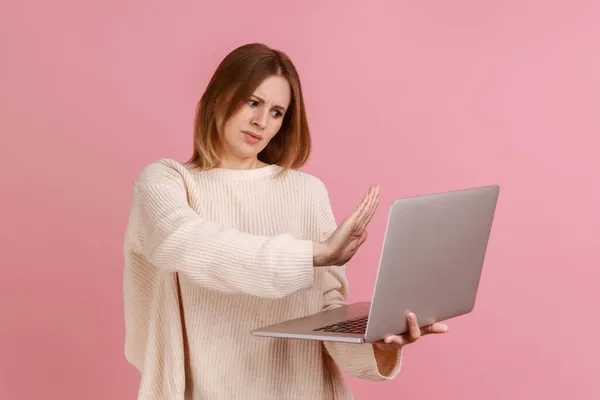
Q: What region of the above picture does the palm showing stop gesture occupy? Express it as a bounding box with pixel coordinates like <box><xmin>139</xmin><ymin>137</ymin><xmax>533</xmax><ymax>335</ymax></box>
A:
<box><xmin>313</xmin><ymin>185</ymin><xmax>380</xmax><ymax>267</ymax></box>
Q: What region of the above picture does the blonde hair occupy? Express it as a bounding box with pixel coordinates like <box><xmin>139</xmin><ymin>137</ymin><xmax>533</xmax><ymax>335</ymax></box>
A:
<box><xmin>187</xmin><ymin>43</ymin><xmax>311</xmax><ymax>171</ymax></box>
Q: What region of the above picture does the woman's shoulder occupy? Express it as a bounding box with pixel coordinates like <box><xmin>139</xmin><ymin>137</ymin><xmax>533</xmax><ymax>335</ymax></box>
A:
<box><xmin>133</xmin><ymin>157</ymin><xmax>192</xmax><ymax>189</ymax></box>
<box><xmin>282</xmin><ymin>168</ymin><xmax>330</xmax><ymax>199</ymax></box>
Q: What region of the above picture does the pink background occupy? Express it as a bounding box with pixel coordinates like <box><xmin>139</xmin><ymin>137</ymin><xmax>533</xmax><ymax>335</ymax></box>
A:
<box><xmin>1</xmin><ymin>0</ymin><xmax>599</xmax><ymax>399</ymax></box>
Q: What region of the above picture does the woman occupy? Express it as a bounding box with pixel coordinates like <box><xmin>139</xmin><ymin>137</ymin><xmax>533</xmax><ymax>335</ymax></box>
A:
<box><xmin>123</xmin><ymin>42</ymin><xmax>448</xmax><ymax>400</ymax></box>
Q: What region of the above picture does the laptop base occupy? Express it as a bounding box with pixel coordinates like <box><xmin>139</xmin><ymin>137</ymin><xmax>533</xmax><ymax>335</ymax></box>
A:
<box><xmin>251</xmin><ymin>302</ymin><xmax>371</xmax><ymax>343</ymax></box>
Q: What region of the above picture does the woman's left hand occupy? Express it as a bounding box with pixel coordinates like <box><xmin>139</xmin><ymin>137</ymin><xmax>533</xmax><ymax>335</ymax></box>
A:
<box><xmin>374</xmin><ymin>312</ymin><xmax>449</xmax><ymax>350</ymax></box>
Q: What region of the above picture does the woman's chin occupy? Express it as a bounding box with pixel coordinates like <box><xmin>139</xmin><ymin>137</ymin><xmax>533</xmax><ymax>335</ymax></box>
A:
<box><xmin>231</xmin><ymin>146</ymin><xmax>260</xmax><ymax>160</ymax></box>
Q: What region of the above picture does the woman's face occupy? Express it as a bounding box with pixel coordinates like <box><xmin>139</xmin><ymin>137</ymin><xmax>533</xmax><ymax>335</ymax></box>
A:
<box><xmin>220</xmin><ymin>75</ymin><xmax>291</xmax><ymax>166</ymax></box>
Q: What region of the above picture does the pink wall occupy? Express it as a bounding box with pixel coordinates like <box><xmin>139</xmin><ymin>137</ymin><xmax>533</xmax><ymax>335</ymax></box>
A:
<box><xmin>1</xmin><ymin>0</ymin><xmax>598</xmax><ymax>399</ymax></box>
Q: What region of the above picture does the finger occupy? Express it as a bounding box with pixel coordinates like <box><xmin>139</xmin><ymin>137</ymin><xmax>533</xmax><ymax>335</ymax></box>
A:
<box><xmin>358</xmin><ymin>186</ymin><xmax>375</xmax><ymax>213</ymax></box>
<box><xmin>357</xmin><ymin>230</ymin><xmax>368</xmax><ymax>247</ymax></box>
<box><xmin>350</xmin><ymin>187</ymin><xmax>372</xmax><ymax>221</ymax></box>
<box><xmin>364</xmin><ymin>187</ymin><xmax>380</xmax><ymax>227</ymax></box>
<box><xmin>384</xmin><ymin>335</ymin><xmax>406</xmax><ymax>347</ymax></box>
<box><xmin>407</xmin><ymin>313</ymin><xmax>421</xmax><ymax>341</ymax></box>
<box><xmin>356</xmin><ymin>196</ymin><xmax>374</xmax><ymax>230</ymax></box>
<box><xmin>422</xmin><ymin>323</ymin><xmax>449</xmax><ymax>335</ymax></box>
<box><xmin>358</xmin><ymin>188</ymin><xmax>377</xmax><ymax>229</ymax></box>
<box><xmin>357</xmin><ymin>185</ymin><xmax>379</xmax><ymax>230</ymax></box>
<box><xmin>353</xmin><ymin>187</ymin><xmax>374</xmax><ymax>228</ymax></box>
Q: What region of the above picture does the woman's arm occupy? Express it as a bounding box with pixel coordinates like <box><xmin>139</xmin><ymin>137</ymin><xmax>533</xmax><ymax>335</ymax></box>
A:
<box><xmin>321</xmin><ymin>266</ymin><xmax>403</xmax><ymax>381</ymax></box>
<box><xmin>126</xmin><ymin>159</ymin><xmax>314</xmax><ymax>299</ymax></box>
<box><xmin>313</xmin><ymin>179</ymin><xmax>403</xmax><ymax>380</ymax></box>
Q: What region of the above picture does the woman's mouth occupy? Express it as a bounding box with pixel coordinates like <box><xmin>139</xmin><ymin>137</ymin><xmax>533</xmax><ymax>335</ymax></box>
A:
<box><xmin>242</xmin><ymin>130</ymin><xmax>263</xmax><ymax>144</ymax></box>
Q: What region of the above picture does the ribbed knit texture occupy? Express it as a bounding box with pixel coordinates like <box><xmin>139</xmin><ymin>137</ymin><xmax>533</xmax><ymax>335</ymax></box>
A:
<box><xmin>123</xmin><ymin>158</ymin><xmax>403</xmax><ymax>400</ymax></box>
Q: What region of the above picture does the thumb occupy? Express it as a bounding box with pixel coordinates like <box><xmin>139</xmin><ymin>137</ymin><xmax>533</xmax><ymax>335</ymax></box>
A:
<box><xmin>358</xmin><ymin>230</ymin><xmax>368</xmax><ymax>246</ymax></box>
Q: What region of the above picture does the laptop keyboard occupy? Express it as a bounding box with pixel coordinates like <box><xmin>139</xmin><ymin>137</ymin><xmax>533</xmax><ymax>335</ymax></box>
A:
<box><xmin>314</xmin><ymin>315</ymin><xmax>368</xmax><ymax>334</ymax></box>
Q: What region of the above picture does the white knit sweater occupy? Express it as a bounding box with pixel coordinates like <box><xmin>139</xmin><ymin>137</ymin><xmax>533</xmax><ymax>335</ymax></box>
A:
<box><xmin>123</xmin><ymin>158</ymin><xmax>402</xmax><ymax>400</ymax></box>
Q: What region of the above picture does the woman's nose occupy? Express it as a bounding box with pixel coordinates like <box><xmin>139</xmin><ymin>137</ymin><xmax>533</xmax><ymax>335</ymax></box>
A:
<box><xmin>251</xmin><ymin>109</ymin><xmax>268</xmax><ymax>129</ymax></box>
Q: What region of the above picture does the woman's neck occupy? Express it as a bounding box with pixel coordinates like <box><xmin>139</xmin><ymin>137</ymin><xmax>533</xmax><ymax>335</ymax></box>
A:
<box><xmin>217</xmin><ymin>158</ymin><xmax>268</xmax><ymax>170</ymax></box>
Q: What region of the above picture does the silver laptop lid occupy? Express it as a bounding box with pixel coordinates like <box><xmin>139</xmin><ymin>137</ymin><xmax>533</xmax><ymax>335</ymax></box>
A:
<box><xmin>364</xmin><ymin>185</ymin><xmax>499</xmax><ymax>342</ymax></box>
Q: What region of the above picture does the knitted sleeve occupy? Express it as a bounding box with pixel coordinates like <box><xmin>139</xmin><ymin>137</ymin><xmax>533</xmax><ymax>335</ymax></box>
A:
<box><xmin>128</xmin><ymin>159</ymin><xmax>314</xmax><ymax>299</ymax></box>
<box><xmin>314</xmin><ymin>180</ymin><xmax>403</xmax><ymax>381</ymax></box>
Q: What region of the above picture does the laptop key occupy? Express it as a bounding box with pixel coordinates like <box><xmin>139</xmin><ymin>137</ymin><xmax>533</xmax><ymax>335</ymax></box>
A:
<box><xmin>314</xmin><ymin>315</ymin><xmax>369</xmax><ymax>334</ymax></box>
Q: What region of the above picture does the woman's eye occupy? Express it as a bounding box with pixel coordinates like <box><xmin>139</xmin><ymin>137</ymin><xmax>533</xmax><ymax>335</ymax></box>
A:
<box><xmin>248</xmin><ymin>100</ymin><xmax>259</xmax><ymax>107</ymax></box>
<box><xmin>271</xmin><ymin>110</ymin><xmax>282</xmax><ymax>118</ymax></box>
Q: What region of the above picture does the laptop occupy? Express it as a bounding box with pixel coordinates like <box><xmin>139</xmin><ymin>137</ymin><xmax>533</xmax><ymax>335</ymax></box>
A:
<box><xmin>251</xmin><ymin>184</ymin><xmax>500</xmax><ymax>343</ymax></box>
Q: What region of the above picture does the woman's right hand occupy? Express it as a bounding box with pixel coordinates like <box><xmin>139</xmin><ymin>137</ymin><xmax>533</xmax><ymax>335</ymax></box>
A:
<box><xmin>313</xmin><ymin>185</ymin><xmax>380</xmax><ymax>267</ymax></box>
